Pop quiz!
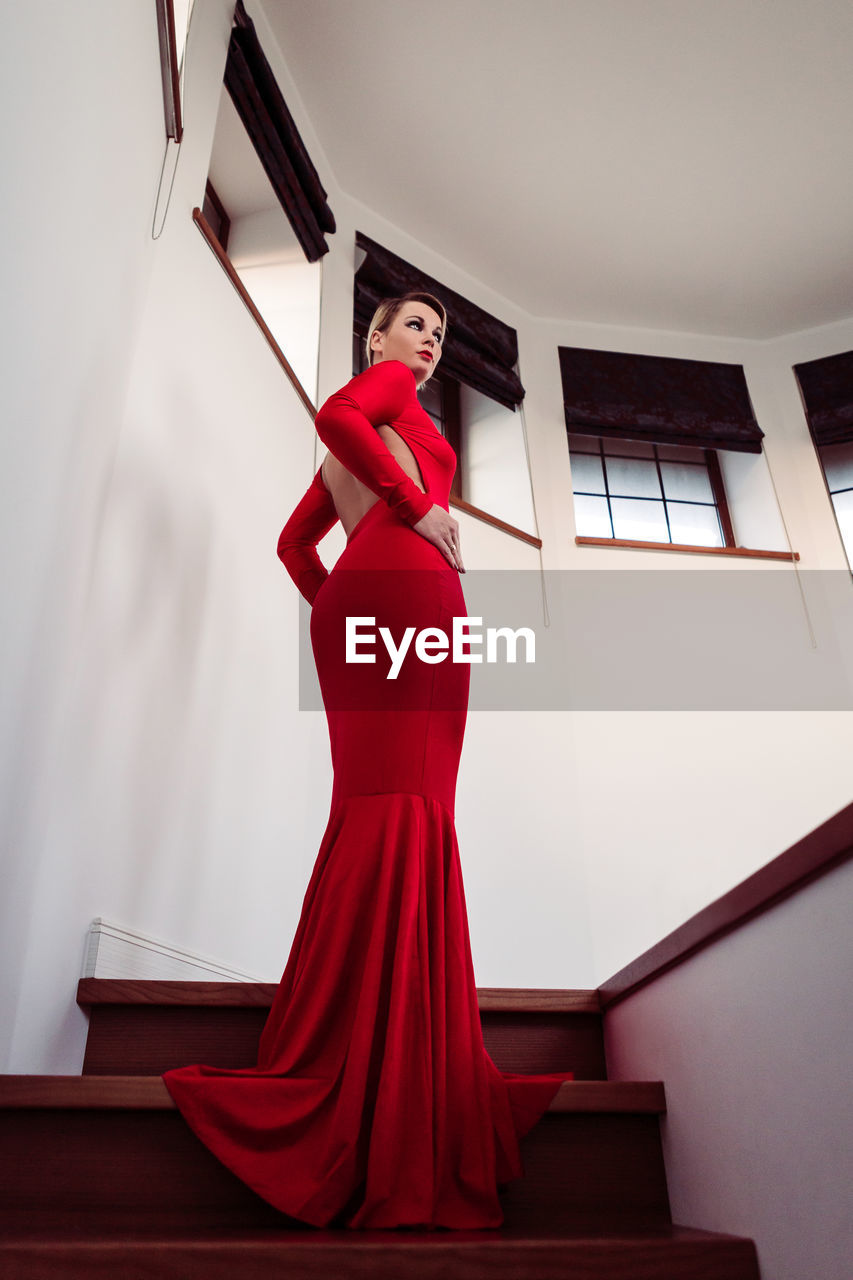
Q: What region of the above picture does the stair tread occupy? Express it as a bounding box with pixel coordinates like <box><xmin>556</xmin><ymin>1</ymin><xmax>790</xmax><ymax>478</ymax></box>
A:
<box><xmin>0</xmin><ymin>1076</ymin><xmax>666</xmax><ymax>1114</ymax></box>
<box><xmin>0</xmin><ymin>1224</ymin><xmax>752</xmax><ymax>1244</ymax></box>
<box><xmin>76</xmin><ymin>979</ymin><xmax>601</xmax><ymax>1014</ymax></box>
<box><xmin>0</xmin><ymin>1225</ymin><xmax>761</xmax><ymax>1280</ymax></box>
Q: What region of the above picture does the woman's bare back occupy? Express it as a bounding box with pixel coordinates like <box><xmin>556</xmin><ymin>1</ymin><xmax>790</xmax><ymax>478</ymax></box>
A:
<box><xmin>321</xmin><ymin>425</ymin><xmax>427</xmax><ymax>538</ymax></box>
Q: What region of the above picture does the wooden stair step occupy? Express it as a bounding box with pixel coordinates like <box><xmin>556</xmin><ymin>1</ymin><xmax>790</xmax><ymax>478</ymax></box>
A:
<box><xmin>76</xmin><ymin>981</ymin><xmax>602</xmax><ymax>1011</ymax></box>
<box><xmin>0</xmin><ymin>1075</ymin><xmax>664</xmax><ymax>1113</ymax></box>
<box><xmin>0</xmin><ymin>1226</ymin><xmax>761</xmax><ymax>1280</ymax></box>
<box><xmin>0</xmin><ymin>1077</ymin><xmax>670</xmax><ymax>1234</ymax></box>
<box><xmin>77</xmin><ymin>981</ymin><xmax>606</xmax><ymax>1079</ymax></box>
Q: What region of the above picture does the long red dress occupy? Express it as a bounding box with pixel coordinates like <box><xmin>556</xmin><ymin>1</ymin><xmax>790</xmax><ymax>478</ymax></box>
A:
<box><xmin>163</xmin><ymin>359</ymin><xmax>572</xmax><ymax>1229</ymax></box>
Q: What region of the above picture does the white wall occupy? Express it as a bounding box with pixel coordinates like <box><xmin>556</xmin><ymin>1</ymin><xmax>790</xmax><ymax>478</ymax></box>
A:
<box><xmin>0</xmin><ymin>0</ymin><xmax>169</xmax><ymax>1068</ymax></box>
<box><xmin>604</xmin><ymin>857</ymin><xmax>853</xmax><ymax>1280</ymax></box>
<box><xmin>557</xmin><ymin>318</ymin><xmax>853</xmax><ymax>981</ymax></box>
<box><xmin>2</xmin><ymin>0</ymin><xmax>853</xmax><ymax>1073</ymax></box>
<box><xmin>1</xmin><ymin>0</ymin><xmax>337</xmax><ymax>1072</ymax></box>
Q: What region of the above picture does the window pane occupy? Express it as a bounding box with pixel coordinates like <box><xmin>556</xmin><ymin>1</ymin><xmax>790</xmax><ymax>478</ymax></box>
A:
<box><xmin>610</xmin><ymin>497</ymin><xmax>669</xmax><ymax>541</ymax></box>
<box><xmin>352</xmin><ymin>332</ymin><xmax>365</xmax><ymax>375</ymax></box>
<box><xmin>237</xmin><ymin>260</ymin><xmax>320</xmax><ymax>394</ymax></box>
<box><xmin>659</xmin><ymin>461</ymin><xmax>714</xmax><ymax>502</ymax></box>
<box><xmin>606</xmin><ymin>457</ymin><xmax>661</xmax><ymax>499</ymax></box>
<box><xmin>574</xmin><ymin>494</ymin><xmax>613</xmax><ymax>537</ymax></box>
<box><xmin>207</xmin><ymin>86</ymin><xmax>320</xmax><ymax>399</ymax></box>
<box><xmin>174</xmin><ymin>0</ymin><xmax>194</xmax><ymax>72</ymax></box>
<box><xmin>567</xmin><ymin>432</ymin><xmax>602</xmax><ymax>453</ymax></box>
<box><xmin>419</xmin><ymin>378</ymin><xmax>444</xmax><ymax>432</ymax></box>
<box><xmin>820</xmin><ymin>442</ymin><xmax>853</xmax><ymax>493</ymax></box>
<box><xmin>667</xmin><ymin>503</ymin><xmax>723</xmax><ymax>547</ymax></box>
<box><xmin>830</xmin><ymin>488</ymin><xmax>853</xmax><ymax>562</ymax></box>
<box><xmin>570</xmin><ymin>453</ymin><xmax>605</xmax><ymax>495</ymax></box>
<box><xmin>461</xmin><ymin>384</ymin><xmax>535</xmax><ymax>531</ymax></box>
<box><xmin>656</xmin><ymin>442</ymin><xmax>706</xmax><ymax>462</ymax></box>
<box><xmin>602</xmin><ymin>437</ymin><xmax>655</xmax><ymax>458</ymax></box>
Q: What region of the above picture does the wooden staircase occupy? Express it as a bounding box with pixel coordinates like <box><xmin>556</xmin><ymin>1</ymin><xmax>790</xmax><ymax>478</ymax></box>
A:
<box><xmin>0</xmin><ymin>981</ymin><xmax>760</xmax><ymax>1278</ymax></box>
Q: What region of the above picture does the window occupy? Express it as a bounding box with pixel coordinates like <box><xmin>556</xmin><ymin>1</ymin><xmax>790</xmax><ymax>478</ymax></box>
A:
<box><xmin>193</xmin><ymin>0</ymin><xmax>334</xmax><ymax>407</ymax></box>
<box><xmin>351</xmin><ymin>332</ymin><xmax>462</xmax><ymax>498</ymax></box>
<box><xmin>205</xmin><ymin>83</ymin><xmax>322</xmax><ymax>397</ymax></box>
<box><xmin>794</xmin><ymin>349</ymin><xmax>853</xmax><ymax>571</ymax></box>
<box><xmin>351</xmin><ymin>330</ymin><xmax>538</xmax><ymax>535</ymax></box>
<box><xmin>559</xmin><ymin>346</ymin><xmax>799</xmax><ymax>560</ymax></box>
<box><xmin>818</xmin><ymin>443</ymin><xmax>853</xmax><ymax>564</ymax></box>
<box><xmin>155</xmin><ymin>0</ymin><xmax>195</xmax><ymax>141</ymax></box>
<box><xmin>352</xmin><ymin>234</ymin><xmax>539</xmax><ymax>544</ymax></box>
<box><xmin>569</xmin><ymin>434</ymin><xmax>733</xmax><ymax>548</ymax></box>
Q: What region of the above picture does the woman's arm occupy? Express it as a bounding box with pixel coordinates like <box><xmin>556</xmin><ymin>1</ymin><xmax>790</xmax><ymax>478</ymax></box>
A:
<box><xmin>313</xmin><ymin>361</ymin><xmax>433</xmax><ymax>527</ymax></box>
<box><xmin>277</xmin><ymin>468</ymin><xmax>339</xmax><ymax>605</ymax></box>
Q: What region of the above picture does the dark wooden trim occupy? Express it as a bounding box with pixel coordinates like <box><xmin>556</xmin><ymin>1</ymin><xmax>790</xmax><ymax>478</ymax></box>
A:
<box><xmin>0</xmin><ymin>1075</ymin><xmax>662</xmax><ymax>1114</ymax></box>
<box><xmin>226</xmin><ymin>1</ymin><xmax>335</xmax><ymax>262</ymax></box>
<box><xmin>0</xmin><ymin>1076</ymin><xmax>174</xmax><ymax>1109</ymax></box>
<box><xmin>77</xmin><ymin>979</ymin><xmax>598</xmax><ymax>1013</ymax></box>
<box><xmin>450</xmin><ymin>497</ymin><xmax>542</xmax><ymax>547</ymax></box>
<box><xmin>705</xmin><ymin>448</ymin><xmax>736</xmax><ymax>547</ymax></box>
<box><xmin>155</xmin><ymin>0</ymin><xmax>183</xmax><ymax>143</ymax></box>
<box><xmin>0</xmin><ymin>1230</ymin><xmax>760</xmax><ymax>1276</ymax></box>
<box><xmin>192</xmin><ymin>208</ymin><xmax>317</xmax><ymax>420</ymax></box>
<box><xmin>477</xmin><ymin>988</ymin><xmax>601</xmax><ymax>1013</ymax></box>
<box><xmin>77</xmin><ymin>979</ymin><xmax>279</xmax><ymax>1007</ymax></box>
<box><xmin>549</xmin><ymin>1081</ymin><xmax>666</xmax><ymax>1114</ymax></box>
<box><xmin>599</xmin><ymin>799</ymin><xmax>853</xmax><ymax>1009</ymax></box>
<box><xmin>203</xmin><ymin>179</ymin><xmax>231</xmax><ymax>253</ymax></box>
<box><xmin>576</xmin><ymin>536</ymin><xmax>799</xmax><ymax>561</ymax></box>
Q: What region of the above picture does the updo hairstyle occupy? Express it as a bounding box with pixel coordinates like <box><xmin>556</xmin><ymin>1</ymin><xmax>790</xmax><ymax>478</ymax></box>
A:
<box><xmin>365</xmin><ymin>292</ymin><xmax>448</xmax><ymax>367</ymax></box>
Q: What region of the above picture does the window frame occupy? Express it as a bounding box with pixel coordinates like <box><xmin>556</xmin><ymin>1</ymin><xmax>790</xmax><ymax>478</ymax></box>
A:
<box><xmin>194</xmin><ymin>206</ymin><xmax>316</xmax><ymax>419</ymax></box>
<box><xmin>191</xmin><ymin>3</ymin><xmax>336</xmax><ymax>418</ymax></box>
<box><xmin>813</xmin><ymin>440</ymin><xmax>853</xmax><ymax>571</ymax></box>
<box><xmin>350</xmin><ymin>333</ymin><xmax>540</xmax><ymax>548</ymax></box>
<box><xmin>155</xmin><ymin>0</ymin><xmax>184</xmax><ymax>142</ymax></box>
<box><xmin>569</xmin><ymin>433</ymin><xmax>798</xmax><ymax>562</ymax></box>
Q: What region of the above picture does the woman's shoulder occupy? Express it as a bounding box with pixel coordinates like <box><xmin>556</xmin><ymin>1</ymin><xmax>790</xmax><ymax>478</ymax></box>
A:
<box><xmin>318</xmin><ymin>360</ymin><xmax>418</xmax><ymax>424</ymax></box>
<box><xmin>348</xmin><ymin>360</ymin><xmax>417</xmax><ymax>397</ymax></box>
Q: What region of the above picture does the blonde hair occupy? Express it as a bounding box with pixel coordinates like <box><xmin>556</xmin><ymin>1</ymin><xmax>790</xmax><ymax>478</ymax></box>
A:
<box><xmin>366</xmin><ymin>292</ymin><xmax>448</xmax><ymax>366</ymax></box>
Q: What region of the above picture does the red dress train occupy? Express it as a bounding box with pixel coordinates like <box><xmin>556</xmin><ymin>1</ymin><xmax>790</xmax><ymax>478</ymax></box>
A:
<box><xmin>163</xmin><ymin>360</ymin><xmax>572</xmax><ymax>1229</ymax></box>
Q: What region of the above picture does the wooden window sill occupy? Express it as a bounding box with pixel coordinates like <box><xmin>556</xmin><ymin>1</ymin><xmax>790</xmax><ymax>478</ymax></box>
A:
<box><xmin>575</xmin><ymin>536</ymin><xmax>799</xmax><ymax>562</ymax></box>
<box><xmin>450</xmin><ymin>496</ymin><xmax>541</xmax><ymax>548</ymax></box>
<box><xmin>193</xmin><ymin>207</ymin><xmax>317</xmax><ymax>420</ymax></box>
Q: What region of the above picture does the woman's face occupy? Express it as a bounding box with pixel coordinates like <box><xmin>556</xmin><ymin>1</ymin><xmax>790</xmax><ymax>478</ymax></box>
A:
<box><xmin>370</xmin><ymin>303</ymin><xmax>444</xmax><ymax>385</ymax></box>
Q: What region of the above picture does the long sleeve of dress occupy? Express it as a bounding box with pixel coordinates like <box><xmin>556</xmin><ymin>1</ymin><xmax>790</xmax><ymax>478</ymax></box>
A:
<box><xmin>277</xmin><ymin>468</ymin><xmax>339</xmax><ymax>605</ymax></box>
<box><xmin>313</xmin><ymin>361</ymin><xmax>434</xmax><ymax>527</ymax></box>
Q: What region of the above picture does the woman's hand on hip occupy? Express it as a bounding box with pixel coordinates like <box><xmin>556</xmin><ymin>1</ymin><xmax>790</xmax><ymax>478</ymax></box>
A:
<box><xmin>412</xmin><ymin>505</ymin><xmax>465</xmax><ymax>572</ymax></box>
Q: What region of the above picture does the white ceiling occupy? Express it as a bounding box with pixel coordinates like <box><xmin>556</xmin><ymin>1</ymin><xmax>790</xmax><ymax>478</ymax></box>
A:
<box><xmin>260</xmin><ymin>0</ymin><xmax>853</xmax><ymax>340</ymax></box>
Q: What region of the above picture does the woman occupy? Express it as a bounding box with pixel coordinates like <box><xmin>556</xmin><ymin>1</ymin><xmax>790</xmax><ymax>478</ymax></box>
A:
<box><xmin>164</xmin><ymin>293</ymin><xmax>572</xmax><ymax>1230</ymax></box>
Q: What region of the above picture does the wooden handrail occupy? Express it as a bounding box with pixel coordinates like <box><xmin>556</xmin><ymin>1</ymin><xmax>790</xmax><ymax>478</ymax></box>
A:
<box><xmin>77</xmin><ymin>979</ymin><xmax>598</xmax><ymax>1013</ymax></box>
<box><xmin>599</xmin><ymin>798</ymin><xmax>853</xmax><ymax>1008</ymax></box>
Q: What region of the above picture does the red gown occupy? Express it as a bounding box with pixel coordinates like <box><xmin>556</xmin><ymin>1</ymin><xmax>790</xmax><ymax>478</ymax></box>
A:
<box><xmin>163</xmin><ymin>359</ymin><xmax>572</xmax><ymax>1229</ymax></box>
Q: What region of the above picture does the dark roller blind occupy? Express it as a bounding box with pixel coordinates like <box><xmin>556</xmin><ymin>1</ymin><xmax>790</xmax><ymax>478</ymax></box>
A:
<box><xmin>559</xmin><ymin>347</ymin><xmax>765</xmax><ymax>454</ymax></box>
<box><xmin>354</xmin><ymin>232</ymin><xmax>525</xmax><ymax>410</ymax></box>
<box><xmin>794</xmin><ymin>350</ymin><xmax>853</xmax><ymax>448</ymax></box>
<box><xmin>226</xmin><ymin>1</ymin><xmax>335</xmax><ymax>262</ymax></box>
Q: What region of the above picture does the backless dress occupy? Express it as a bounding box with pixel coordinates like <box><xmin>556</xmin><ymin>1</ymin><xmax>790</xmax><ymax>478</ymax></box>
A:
<box><xmin>163</xmin><ymin>359</ymin><xmax>572</xmax><ymax>1229</ymax></box>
